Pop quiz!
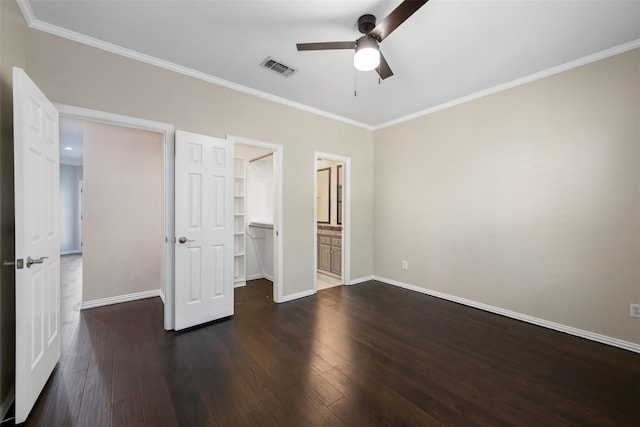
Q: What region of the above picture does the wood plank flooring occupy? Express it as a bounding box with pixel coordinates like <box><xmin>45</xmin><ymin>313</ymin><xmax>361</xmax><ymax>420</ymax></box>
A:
<box><xmin>11</xmin><ymin>254</ymin><xmax>640</xmax><ymax>426</ymax></box>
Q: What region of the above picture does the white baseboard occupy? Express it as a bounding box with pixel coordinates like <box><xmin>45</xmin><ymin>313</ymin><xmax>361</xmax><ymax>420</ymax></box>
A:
<box><xmin>280</xmin><ymin>289</ymin><xmax>315</xmax><ymax>303</ymax></box>
<box><xmin>159</xmin><ymin>289</ymin><xmax>166</xmax><ymax>304</ymax></box>
<box><xmin>234</xmin><ymin>281</ymin><xmax>246</xmax><ymax>288</ymax></box>
<box><xmin>0</xmin><ymin>386</ymin><xmax>14</xmax><ymax>423</ymax></box>
<box><xmin>281</xmin><ymin>275</ymin><xmax>368</xmax><ymax>302</ymax></box>
<box><xmin>349</xmin><ymin>275</ymin><xmax>374</xmax><ymax>285</ymax></box>
<box><xmin>246</xmin><ymin>273</ymin><xmax>274</xmax><ymax>282</ymax></box>
<box><xmin>80</xmin><ymin>289</ymin><xmax>161</xmax><ymax>310</ymax></box>
<box><xmin>375</xmin><ymin>276</ymin><xmax>640</xmax><ymax>354</ymax></box>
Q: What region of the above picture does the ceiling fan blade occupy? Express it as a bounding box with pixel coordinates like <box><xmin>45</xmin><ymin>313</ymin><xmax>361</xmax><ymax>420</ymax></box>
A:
<box><xmin>296</xmin><ymin>41</ymin><xmax>355</xmax><ymax>51</ymax></box>
<box><xmin>377</xmin><ymin>52</ymin><xmax>394</xmax><ymax>80</ymax></box>
<box><xmin>368</xmin><ymin>0</ymin><xmax>428</xmax><ymax>42</ymax></box>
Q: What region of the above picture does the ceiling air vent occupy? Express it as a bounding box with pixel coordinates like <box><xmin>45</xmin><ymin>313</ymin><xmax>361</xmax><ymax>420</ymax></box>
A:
<box><xmin>261</xmin><ymin>57</ymin><xmax>296</xmax><ymax>77</ymax></box>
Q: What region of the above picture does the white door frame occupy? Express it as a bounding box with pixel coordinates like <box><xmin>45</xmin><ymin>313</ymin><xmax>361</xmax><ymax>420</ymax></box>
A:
<box><xmin>314</xmin><ymin>152</ymin><xmax>351</xmax><ymax>289</ymax></box>
<box><xmin>226</xmin><ymin>135</ymin><xmax>284</xmax><ymax>303</ymax></box>
<box><xmin>54</xmin><ymin>103</ymin><xmax>176</xmax><ymax>329</ymax></box>
<box><xmin>78</xmin><ymin>180</ymin><xmax>83</xmax><ymax>253</ymax></box>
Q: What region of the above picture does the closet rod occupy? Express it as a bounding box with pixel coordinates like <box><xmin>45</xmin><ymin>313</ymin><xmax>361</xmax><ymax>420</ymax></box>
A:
<box><xmin>249</xmin><ymin>152</ymin><xmax>274</xmax><ymax>163</ymax></box>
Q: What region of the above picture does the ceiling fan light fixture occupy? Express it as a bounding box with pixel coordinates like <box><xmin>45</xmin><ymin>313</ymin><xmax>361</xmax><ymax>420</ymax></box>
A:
<box><xmin>354</xmin><ymin>36</ymin><xmax>380</xmax><ymax>71</ymax></box>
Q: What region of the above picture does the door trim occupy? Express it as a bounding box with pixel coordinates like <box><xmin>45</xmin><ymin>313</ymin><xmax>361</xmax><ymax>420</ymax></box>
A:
<box><xmin>54</xmin><ymin>103</ymin><xmax>176</xmax><ymax>329</ymax></box>
<box><xmin>314</xmin><ymin>152</ymin><xmax>351</xmax><ymax>290</ymax></box>
<box><xmin>226</xmin><ymin>135</ymin><xmax>284</xmax><ymax>303</ymax></box>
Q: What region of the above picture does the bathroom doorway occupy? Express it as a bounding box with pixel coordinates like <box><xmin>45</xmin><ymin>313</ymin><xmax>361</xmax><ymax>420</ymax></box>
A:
<box><xmin>314</xmin><ymin>152</ymin><xmax>351</xmax><ymax>290</ymax></box>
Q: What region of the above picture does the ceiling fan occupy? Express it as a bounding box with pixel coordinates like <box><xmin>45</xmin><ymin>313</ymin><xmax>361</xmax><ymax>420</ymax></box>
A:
<box><xmin>296</xmin><ymin>0</ymin><xmax>428</xmax><ymax>80</ymax></box>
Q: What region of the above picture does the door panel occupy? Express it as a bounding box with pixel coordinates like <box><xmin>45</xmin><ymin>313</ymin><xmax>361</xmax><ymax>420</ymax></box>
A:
<box><xmin>332</xmin><ymin>247</ymin><xmax>342</xmax><ymax>276</ymax></box>
<box><xmin>187</xmin><ymin>246</ymin><xmax>202</xmax><ymax>302</ymax></box>
<box><xmin>175</xmin><ymin>130</ymin><xmax>233</xmax><ymax>330</ymax></box>
<box><xmin>188</xmin><ymin>173</ymin><xmax>202</xmax><ymax>228</ymax></box>
<box><xmin>13</xmin><ymin>67</ymin><xmax>61</xmax><ymax>424</ymax></box>
<box><xmin>318</xmin><ymin>242</ymin><xmax>331</xmax><ymax>272</ymax></box>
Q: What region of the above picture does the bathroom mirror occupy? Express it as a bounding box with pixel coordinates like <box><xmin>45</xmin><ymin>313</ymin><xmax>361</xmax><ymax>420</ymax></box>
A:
<box><xmin>317</xmin><ymin>167</ymin><xmax>330</xmax><ymax>223</ymax></box>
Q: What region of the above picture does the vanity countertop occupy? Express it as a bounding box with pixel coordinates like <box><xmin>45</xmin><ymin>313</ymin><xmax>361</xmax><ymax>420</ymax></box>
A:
<box><xmin>318</xmin><ymin>225</ymin><xmax>342</xmax><ymax>236</ymax></box>
<box><xmin>318</xmin><ymin>225</ymin><xmax>342</xmax><ymax>231</ymax></box>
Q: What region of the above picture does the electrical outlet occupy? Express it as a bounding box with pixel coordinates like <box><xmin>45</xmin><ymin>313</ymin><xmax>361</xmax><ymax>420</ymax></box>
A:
<box><xmin>631</xmin><ymin>304</ymin><xmax>640</xmax><ymax>318</ymax></box>
<box><xmin>402</xmin><ymin>260</ymin><xmax>408</xmax><ymax>270</ymax></box>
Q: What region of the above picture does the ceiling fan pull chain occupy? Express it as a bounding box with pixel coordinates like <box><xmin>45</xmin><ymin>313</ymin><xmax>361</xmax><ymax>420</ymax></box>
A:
<box><xmin>354</xmin><ymin>68</ymin><xmax>357</xmax><ymax>97</ymax></box>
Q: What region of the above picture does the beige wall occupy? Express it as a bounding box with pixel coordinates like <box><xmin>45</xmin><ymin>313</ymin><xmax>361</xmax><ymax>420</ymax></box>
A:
<box><xmin>374</xmin><ymin>49</ymin><xmax>640</xmax><ymax>344</ymax></box>
<box><xmin>0</xmin><ymin>0</ymin><xmax>28</xmax><ymax>413</ymax></box>
<box><xmin>82</xmin><ymin>121</ymin><xmax>164</xmax><ymax>302</ymax></box>
<box><xmin>26</xmin><ymin>29</ymin><xmax>375</xmax><ymax>297</ymax></box>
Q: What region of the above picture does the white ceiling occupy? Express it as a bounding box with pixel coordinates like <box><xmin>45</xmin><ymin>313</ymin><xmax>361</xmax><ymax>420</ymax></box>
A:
<box><xmin>24</xmin><ymin>0</ymin><xmax>640</xmax><ymax>128</ymax></box>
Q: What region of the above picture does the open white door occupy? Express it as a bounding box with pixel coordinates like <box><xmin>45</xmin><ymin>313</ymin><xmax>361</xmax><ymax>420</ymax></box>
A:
<box><xmin>174</xmin><ymin>130</ymin><xmax>234</xmax><ymax>330</ymax></box>
<box><xmin>13</xmin><ymin>67</ymin><xmax>61</xmax><ymax>424</ymax></box>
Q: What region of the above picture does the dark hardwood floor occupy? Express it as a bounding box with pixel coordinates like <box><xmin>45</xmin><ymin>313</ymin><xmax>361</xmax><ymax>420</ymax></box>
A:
<box><xmin>12</xmin><ymin>254</ymin><xmax>640</xmax><ymax>426</ymax></box>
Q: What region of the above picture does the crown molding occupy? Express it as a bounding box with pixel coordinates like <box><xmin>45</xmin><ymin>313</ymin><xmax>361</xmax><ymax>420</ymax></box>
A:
<box><xmin>374</xmin><ymin>39</ymin><xmax>640</xmax><ymax>130</ymax></box>
<box><xmin>16</xmin><ymin>0</ymin><xmax>373</xmax><ymax>130</ymax></box>
<box><xmin>17</xmin><ymin>1</ymin><xmax>639</xmax><ymax>131</ymax></box>
<box><xmin>16</xmin><ymin>0</ymin><xmax>35</xmax><ymax>25</ymax></box>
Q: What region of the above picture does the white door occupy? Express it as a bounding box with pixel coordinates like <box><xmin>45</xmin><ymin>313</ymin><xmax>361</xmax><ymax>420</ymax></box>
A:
<box><xmin>174</xmin><ymin>130</ymin><xmax>234</xmax><ymax>330</ymax></box>
<box><xmin>13</xmin><ymin>67</ymin><xmax>61</xmax><ymax>424</ymax></box>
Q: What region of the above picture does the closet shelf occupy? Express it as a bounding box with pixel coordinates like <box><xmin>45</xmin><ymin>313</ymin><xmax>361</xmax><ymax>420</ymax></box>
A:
<box><xmin>234</xmin><ymin>157</ymin><xmax>247</xmax><ymax>286</ymax></box>
<box><xmin>249</xmin><ymin>222</ymin><xmax>273</xmax><ymax>230</ymax></box>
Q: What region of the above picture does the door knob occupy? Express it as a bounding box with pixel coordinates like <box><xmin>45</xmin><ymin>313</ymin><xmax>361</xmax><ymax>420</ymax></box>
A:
<box><xmin>178</xmin><ymin>237</ymin><xmax>194</xmax><ymax>244</ymax></box>
<box><xmin>26</xmin><ymin>256</ymin><xmax>48</xmax><ymax>268</ymax></box>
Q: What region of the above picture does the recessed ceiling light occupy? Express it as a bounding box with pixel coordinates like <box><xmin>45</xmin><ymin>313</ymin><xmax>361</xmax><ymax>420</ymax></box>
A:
<box><xmin>64</xmin><ymin>146</ymin><xmax>73</xmax><ymax>151</ymax></box>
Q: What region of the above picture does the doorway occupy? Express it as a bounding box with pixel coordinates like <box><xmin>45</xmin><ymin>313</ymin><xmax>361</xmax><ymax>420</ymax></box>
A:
<box><xmin>314</xmin><ymin>152</ymin><xmax>351</xmax><ymax>290</ymax></box>
<box><xmin>59</xmin><ymin>117</ymin><xmax>84</xmax><ymax>257</ymax></box>
<box><xmin>56</xmin><ymin>104</ymin><xmax>176</xmax><ymax>329</ymax></box>
<box><xmin>58</xmin><ymin>116</ymin><xmax>166</xmax><ymax>310</ymax></box>
<box><xmin>228</xmin><ymin>135</ymin><xmax>283</xmax><ymax>303</ymax></box>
